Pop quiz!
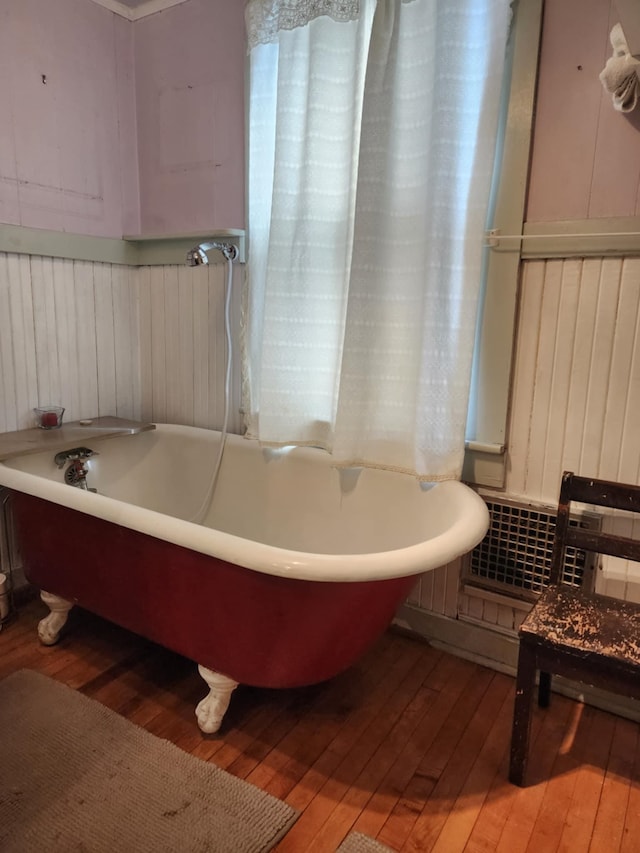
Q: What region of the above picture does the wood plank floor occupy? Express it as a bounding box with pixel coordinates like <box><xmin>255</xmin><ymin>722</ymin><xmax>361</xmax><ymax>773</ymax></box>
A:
<box><xmin>1</xmin><ymin>596</ymin><xmax>638</xmax><ymax>852</ymax></box>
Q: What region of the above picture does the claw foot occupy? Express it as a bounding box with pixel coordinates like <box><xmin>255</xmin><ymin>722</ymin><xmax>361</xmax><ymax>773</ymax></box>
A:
<box><xmin>38</xmin><ymin>590</ymin><xmax>74</xmax><ymax>646</ymax></box>
<box><xmin>195</xmin><ymin>665</ymin><xmax>238</xmax><ymax>733</ymax></box>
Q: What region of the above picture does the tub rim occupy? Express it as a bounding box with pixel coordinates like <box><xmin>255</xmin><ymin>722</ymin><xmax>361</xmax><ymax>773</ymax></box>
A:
<box><xmin>0</xmin><ymin>425</ymin><xmax>489</xmax><ymax>583</ymax></box>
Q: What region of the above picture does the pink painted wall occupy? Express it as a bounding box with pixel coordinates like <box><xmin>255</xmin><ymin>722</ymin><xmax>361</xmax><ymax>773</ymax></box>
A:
<box><xmin>527</xmin><ymin>0</ymin><xmax>640</xmax><ymax>222</ymax></box>
<box><xmin>133</xmin><ymin>0</ymin><xmax>245</xmax><ymax>234</ymax></box>
<box><xmin>0</xmin><ymin>0</ymin><xmax>245</xmax><ymax>239</ymax></box>
<box><xmin>0</xmin><ymin>0</ymin><xmax>139</xmax><ymax>237</ymax></box>
<box><xmin>7</xmin><ymin>0</ymin><xmax>632</xmax><ymax>236</ymax></box>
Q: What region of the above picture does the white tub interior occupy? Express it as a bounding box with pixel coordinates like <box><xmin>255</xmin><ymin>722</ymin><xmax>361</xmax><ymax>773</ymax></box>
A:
<box><xmin>0</xmin><ymin>424</ymin><xmax>489</xmax><ymax>580</ymax></box>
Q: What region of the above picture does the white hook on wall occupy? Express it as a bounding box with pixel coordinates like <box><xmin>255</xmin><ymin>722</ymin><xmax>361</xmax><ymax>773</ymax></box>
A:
<box><xmin>600</xmin><ymin>19</ymin><xmax>640</xmax><ymax>112</ymax></box>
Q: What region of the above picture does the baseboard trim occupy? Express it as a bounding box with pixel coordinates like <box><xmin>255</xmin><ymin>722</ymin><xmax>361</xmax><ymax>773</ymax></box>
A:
<box><xmin>395</xmin><ymin>603</ymin><xmax>640</xmax><ymax>723</ymax></box>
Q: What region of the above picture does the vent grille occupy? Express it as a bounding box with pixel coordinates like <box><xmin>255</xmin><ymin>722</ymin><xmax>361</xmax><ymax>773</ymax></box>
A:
<box><xmin>465</xmin><ymin>498</ymin><xmax>599</xmax><ymax>600</ymax></box>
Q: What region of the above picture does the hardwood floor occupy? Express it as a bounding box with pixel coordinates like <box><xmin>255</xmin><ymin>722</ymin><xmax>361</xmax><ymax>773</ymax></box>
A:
<box><xmin>1</xmin><ymin>596</ymin><xmax>638</xmax><ymax>852</ymax></box>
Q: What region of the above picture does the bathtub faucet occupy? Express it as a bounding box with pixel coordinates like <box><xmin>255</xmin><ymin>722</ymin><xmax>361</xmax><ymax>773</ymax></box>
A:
<box><xmin>54</xmin><ymin>447</ymin><xmax>99</xmax><ymax>491</ymax></box>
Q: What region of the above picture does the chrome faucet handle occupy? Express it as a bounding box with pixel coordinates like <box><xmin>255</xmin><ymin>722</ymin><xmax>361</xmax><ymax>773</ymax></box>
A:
<box><xmin>54</xmin><ymin>447</ymin><xmax>99</xmax><ymax>469</ymax></box>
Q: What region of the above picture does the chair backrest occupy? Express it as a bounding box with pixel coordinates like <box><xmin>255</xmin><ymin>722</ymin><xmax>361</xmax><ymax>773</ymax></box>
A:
<box><xmin>549</xmin><ymin>471</ymin><xmax>640</xmax><ymax>585</ymax></box>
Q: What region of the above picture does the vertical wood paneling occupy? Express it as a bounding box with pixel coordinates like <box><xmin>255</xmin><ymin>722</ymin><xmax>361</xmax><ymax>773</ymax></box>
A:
<box><xmin>208</xmin><ymin>264</ymin><xmax>226</xmax><ymax>431</ymax></box>
<box><xmin>562</xmin><ymin>259</ymin><xmax>601</xmax><ymax>476</ymax></box>
<box><xmin>162</xmin><ymin>266</ymin><xmax>181</xmax><ymax>424</ymax></box>
<box><xmin>615</xmin><ymin>270</ymin><xmax>640</xmax><ymax>555</ymax></box>
<box><xmin>31</xmin><ymin>256</ymin><xmax>61</xmax><ymax>407</ymax></box>
<box><xmin>0</xmin><ymin>252</ymin><xmax>140</xmax><ymax>430</ymax></box>
<box><xmin>507</xmin><ymin>260</ymin><xmax>545</xmax><ymax>497</ymax></box>
<box><xmin>580</xmin><ymin>260</ymin><xmax>621</xmax><ymax>478</ymax></box>
<box><xmin>415</xmin><ymin>561</ymin><xmax>460</xmax><ymax>619</ymax></box>
<box><xmin>496</xmin><ymin>255</ymin><xmax>640</xmax><ymax>608</ymax></box>
<box><xmin>136</xmin><ymin>261</ymin><xmax>243</xmax><ymax>434</ymax></box>
<box><xmin>427</xmin><ymin>256</ymin><xmax>640</xmax><ymax>627</ymax></box>
<box><xmin>505</xmin><ymin>258</ymin><xmax>640</xmax><ymax>504</ymax></box>
<box><xmin>149</xmin><ymin>266</ymin><xmax>167</xmax><ymax>423</ymax></box>
<box><xmin>52</xmin><ymin>257</ymin><xmax>79</xmax><ymax>420</ymax></box>
<box><xmin>177</xmin><ymin>266</ymin><xmax>195</xmax><ymax>425</ymax></box>
<box><xmin>405</xmin><ymin>577</ymin><xmax>422</xmax><ymax>608</ymax></box>
<box><xmin>94</xmin><ymin>263</ymin><xmax>118</xmax><ymax>416</ymax></box>
<box><xmin>417</xmin><ymin>566</ymin><xmax>435</xmax><ymax>612</ymax></box>
<box><xmin>599</xmin><ymin>262</ymin><xmax>640</xmax><ymax>480</ymax></box>
<box><xmin>5</xmin><ymin>255</ymin><xmax>38</xmax><ymax>429</ymax></box>
<box><xmin>74</xmin><ymin>260</ymin><xmax>100</xmax><ymax>418</ymax></box>
<box><xmin>112</xmin><ymin>265</ymin><xmax>139</xmax><ymax>420</ymax></box>
<box><xmin>459</xmin><ymin>591</ymin><xmax>484</xmax><ymax>623</ymax></box>
<box><xmin>0</xmin><ymin>250</ymin><xmax>236</xmax><ymax>589</ymax></box>
<box><xmin>525</xmin><ymin>260</ymin><xmax>563</xmax><ymax>498</ymax></box>
<box><xmin>138</xmin><ymin>265</ymin><xmax>153</xmax><ymax>423</ymax></box>
<box><xmin>231</xmin><ymin>267</ymin><xmax>244</xmax><ymax>431</ymax></box>
<box><xmin>192</xmin><ymin>266</ymin><xmax>211</xmax><ymax>427</ymax></box>
<box><xmin>0</xmin><ymin>256</ymin><xmax>17</xmax><ymax>433</ymax></box>
<box><xmin>444</xmin><ymin>560</ymin><xmax>461</xmax><ymax>618</ymax></box>
<box><xmin>430</xmin><ymin>566</ymin><xmax>449</xmax><ymax>617</ymax></box>
<box><xmin>540</xmin><ymin>261</ymin><xmax>581</xmax><ymax>499</ymax></box>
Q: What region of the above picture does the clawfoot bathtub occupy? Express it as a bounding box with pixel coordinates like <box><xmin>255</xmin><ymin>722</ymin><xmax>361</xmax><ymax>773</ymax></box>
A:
<box><xmin>0</xmin><ymin>424</ymin><xmax>488</xmax><ymax>732</ymax></box>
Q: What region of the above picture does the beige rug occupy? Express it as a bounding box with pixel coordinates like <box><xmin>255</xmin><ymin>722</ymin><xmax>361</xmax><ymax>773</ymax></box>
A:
<box><xmin>0</xmin><ymin>670</ymin><xmax>298</xmax><ymax>852</ymax></box>
<box><xmin>337</xmin><ymin>832</ymin><xmax>396</xmax><ymax>853</ymax></box>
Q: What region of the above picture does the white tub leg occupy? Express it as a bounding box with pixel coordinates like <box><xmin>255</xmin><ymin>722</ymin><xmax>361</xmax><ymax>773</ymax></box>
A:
<box><xmin>195</xmin><ymin>665</ymin><xmax>239</xmax><ymax>733</ymax></box>
<box><xmin>38</xmin><ymin>590</ymin><xmax>74</xmax><ymax>646</ymax></box>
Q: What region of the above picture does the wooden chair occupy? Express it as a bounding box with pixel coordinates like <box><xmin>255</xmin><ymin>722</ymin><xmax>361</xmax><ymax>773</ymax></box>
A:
<box><xmin>509</xmin><ymin>470</ymin><xmax>640</xmax><ymax>786</ymax></box>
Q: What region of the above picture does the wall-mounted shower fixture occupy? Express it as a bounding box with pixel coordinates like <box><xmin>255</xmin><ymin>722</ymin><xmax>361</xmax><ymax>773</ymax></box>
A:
<box><xmin>183</xmin><ymin>237</ymin><xmax>237</xmax><ymax>523</ymax></box>
<box><xmin>186</xmin><ymin>241</ymin><xmax>239</xmax><ymax>265</ymax></box>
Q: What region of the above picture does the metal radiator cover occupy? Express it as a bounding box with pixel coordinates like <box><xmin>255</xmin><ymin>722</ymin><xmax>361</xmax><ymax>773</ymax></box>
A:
<box><xmin>464</xmin><ymin>496</ymin><xmax>600</xmax><ymax>601</ymax></box>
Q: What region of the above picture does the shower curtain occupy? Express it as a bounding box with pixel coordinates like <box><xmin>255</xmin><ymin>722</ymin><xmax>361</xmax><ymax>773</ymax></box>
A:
<box><xmin>243</xmin><ymin>0</ymin><xmax>511</xmax><ymax>480</ymax></box>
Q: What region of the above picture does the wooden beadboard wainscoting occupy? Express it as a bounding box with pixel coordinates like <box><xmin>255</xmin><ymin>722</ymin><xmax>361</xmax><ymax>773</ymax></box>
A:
<box><xmin>0</xmin><ymin>251</ymin><xmax>137</xmax><ymax>588</ymax></box>
<box><xmin>508</xmin><ymin>257</ymin><xmax>640</xmax><ymax>602</ymax></box>
<box><xmin>439</xmin><ymin>256</ymin><xmax>640</xmax><ymax>620</ymax></box>
<box><xmin>137</xmin><ymin>261</ymin><xmax>243</xmax><ymax>434</ymax></box>
<box><xmin>0</xmin><ymin>250</ymin><xmax>242</xmax><ymax>594</ymax></box>
<box><xmin>0</xmin><ymin>253</ymin><xmax>140</xmax><ymax>432</ymax></box>
<box><xmin>508</xmin><ymin>258</ymin><xmax>640</xmax><ymax>506</ymax></box>
<box><xmin>0</xmin><ymin>252</ymin><xmax>243</xmax><ymax>434</ymax></box>
<box><xmin>399</xmin><ymin>255</ymin><xmax>640</xmax><ymax>720</ymax></box>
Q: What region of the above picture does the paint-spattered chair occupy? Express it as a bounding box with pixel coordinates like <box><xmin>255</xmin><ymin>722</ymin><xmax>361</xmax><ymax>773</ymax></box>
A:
<box><xmin>509</xmin><ymin>471</ymin><xmax>640</xmax><ymax>787</ymax></box>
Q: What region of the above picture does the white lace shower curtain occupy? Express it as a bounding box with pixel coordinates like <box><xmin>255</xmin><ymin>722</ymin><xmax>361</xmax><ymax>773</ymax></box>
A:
<box><xmin>243</xmin><ymin>0</ymin><xmax>511</xmax><ymax>480</ymax></box>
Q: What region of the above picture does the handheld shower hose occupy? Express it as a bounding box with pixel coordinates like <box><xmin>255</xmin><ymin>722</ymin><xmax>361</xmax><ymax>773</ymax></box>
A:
<box><xmin>186</xmin><ymin>242</ymin><xmax>237</xmax><ymax>524</ymax></box>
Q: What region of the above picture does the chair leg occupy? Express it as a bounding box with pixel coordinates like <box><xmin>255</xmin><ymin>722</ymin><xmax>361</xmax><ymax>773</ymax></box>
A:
<box><xmin>538</xmin><ymin>670</ymin><xmax>552</xmax><ymax>707</ymax></box>
<box><xmin>509</xmin><ymin>642</ymin><xmax>537</xmax><ymax>786</ymax></box>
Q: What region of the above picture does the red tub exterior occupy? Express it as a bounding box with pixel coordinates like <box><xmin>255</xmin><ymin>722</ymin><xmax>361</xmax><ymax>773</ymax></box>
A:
<box><xmin>11</xmin><ymin>491</ymin><xmax>416</xmax><ymax>687</ymax></box>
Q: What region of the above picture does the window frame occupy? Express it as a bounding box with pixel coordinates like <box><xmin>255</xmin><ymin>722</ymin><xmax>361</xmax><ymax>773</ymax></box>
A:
<box><xmin>463</xmin><ymin>0</ymin><xmax>544</xmax><ymax>489</ymax></box>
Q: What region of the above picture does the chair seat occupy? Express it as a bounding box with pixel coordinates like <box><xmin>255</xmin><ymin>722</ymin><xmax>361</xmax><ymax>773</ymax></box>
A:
<box><xmin>520</xmin><ymin>586</ymin><xmax>640</xmax><ymax>668</ymax></box>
